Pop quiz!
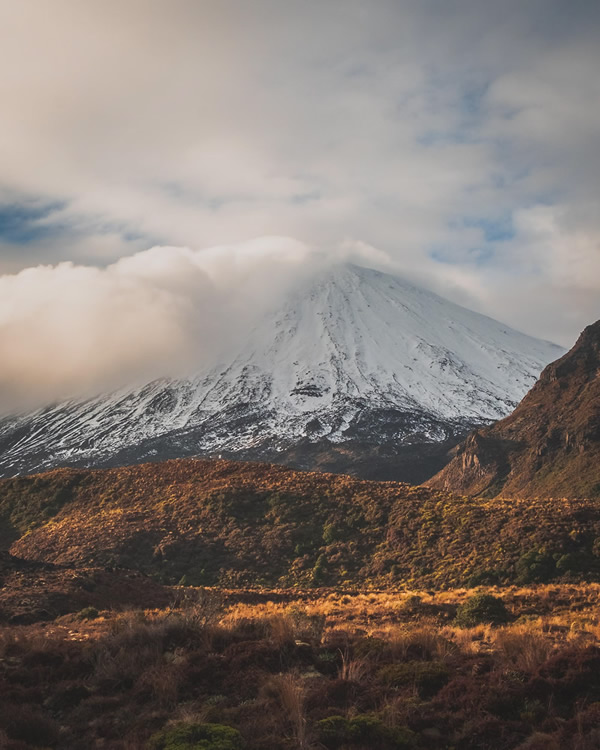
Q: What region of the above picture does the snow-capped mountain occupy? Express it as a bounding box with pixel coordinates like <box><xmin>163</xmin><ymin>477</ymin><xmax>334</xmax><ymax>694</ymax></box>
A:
<box><xmin>0</xmin><ymin>263</ymin><xmax>563</xmax><ymax>480</ymax></box>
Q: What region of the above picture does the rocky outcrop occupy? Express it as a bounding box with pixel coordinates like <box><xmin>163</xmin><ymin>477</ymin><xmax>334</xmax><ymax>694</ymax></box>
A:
<box><xmin>427</xmin><ymin>321</ymin><xmax>600</xmax><ymax>498</ymax></box>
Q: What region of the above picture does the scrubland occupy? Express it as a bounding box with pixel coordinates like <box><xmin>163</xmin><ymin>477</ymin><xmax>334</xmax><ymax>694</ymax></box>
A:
<box><xmin>5</xmin><ymin>460</ymin><xmax>600</xmax><ymax>591</ymax></box>
<box><xmin>2</xmin><ymin>584</ymin><xmax>600</xmax><ymax>749</ymax></box>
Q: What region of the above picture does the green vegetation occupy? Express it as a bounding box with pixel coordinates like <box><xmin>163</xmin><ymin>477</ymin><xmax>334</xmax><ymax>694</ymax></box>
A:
<box><xmin>316</xmin><ymin>714</ymin><xmax>416</xmax><ymax>748</ymax></box>
<box><xmin>516</xmin><ymin>548</ymin><xmax>557</xmax><ymax>583</ymax></box>
<box><xmin>0</xmin><ymin>469</ymin><xmax>84</xmax><ymax>545</ymax></box>
<box><xmin>149</xmin><ymin>722</ymin><xmax>244</xmax><ymax>750</ymax></box>
<box><xmin>76</xmin><ymin>606</ymin><xmax>99</xmax><ymax>620</ymax></box>
<box><xmin>454</xmin><ymin>594</ymin><xmax>510</xmax><ymax>627</ymax></box>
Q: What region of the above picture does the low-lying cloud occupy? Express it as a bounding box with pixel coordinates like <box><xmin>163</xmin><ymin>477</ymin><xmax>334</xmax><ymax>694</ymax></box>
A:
<box><xmin>0</xmin><ymin>230</ymin><xmax>598</xmax><ymax>416</ymax></box>
<box><xmin>0</xmin><ymin>237</ymin><xmax>385</xmax><ymax>414</ymax></box>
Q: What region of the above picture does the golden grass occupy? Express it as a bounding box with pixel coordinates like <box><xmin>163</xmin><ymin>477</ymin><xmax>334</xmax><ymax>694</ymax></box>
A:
<box><xmin>3</xmin><ymin>582</ymin><xmax>600</xmax><ymax>749</ymax></box>
<box><xmin>8</xmin><ymin>582</ymin><xmax>600</xmax><ymax>664</ymax></box>
<box><xmin>492</xmin><ymin>624</ymin><xmax>554</xmax><ymax>671</ymax></box>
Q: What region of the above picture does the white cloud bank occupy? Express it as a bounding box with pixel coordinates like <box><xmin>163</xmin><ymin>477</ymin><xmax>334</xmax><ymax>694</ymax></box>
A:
<box><xmin>1</xmin><ymin>237</ymin><xmax>399</xmax><ymax>412</ymax></box>
<box><xmin>0</xmin><ymin>238</ymin><xmax>325</xmax><ymax>411</ymax></box>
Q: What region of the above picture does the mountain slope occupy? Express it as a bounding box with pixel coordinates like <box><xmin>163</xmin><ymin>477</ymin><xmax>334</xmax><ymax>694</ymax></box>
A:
<box><xmin>427</xmin><ymin>320</ymin><xmax>600</xmax><ymax>498</ymax></box>
<box><xmin>4</xmin><ymin>458</ymin><xmax>600</xmax><ymax>588</ymax></box>
<box><xmin>0</xmin><ymin>263</ymin><xmax>562</xmax><ymax>479</ymax></box>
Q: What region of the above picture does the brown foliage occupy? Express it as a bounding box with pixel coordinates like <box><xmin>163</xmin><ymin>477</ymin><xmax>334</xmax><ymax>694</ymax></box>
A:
<box><xmin>0</xmin><ymin>584</ymin><xmax>599</xmax><ymax>748</ymax></box>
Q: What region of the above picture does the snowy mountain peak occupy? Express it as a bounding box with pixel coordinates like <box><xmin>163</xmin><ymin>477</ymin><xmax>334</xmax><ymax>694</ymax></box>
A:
<box><xmin>0</xmin><ymin>263</ymin><xmax>564</xmax><ymax>479</ymax></box>
<box><xmin>214</xmin><ymin>261</ymin><xmax>561</xmax><ymax>422</ymax></box>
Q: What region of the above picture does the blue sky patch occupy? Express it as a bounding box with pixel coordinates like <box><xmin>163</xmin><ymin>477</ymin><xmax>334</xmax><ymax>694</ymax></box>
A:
<box><xmin>464</xmin><ymin>215</ymin><xmax>515</xmax><ymax>243</ymax></box>
<box><xmin>0</xmin><ymin>200</ymin><xmax>66</xmax><ymax>245</ymax></box>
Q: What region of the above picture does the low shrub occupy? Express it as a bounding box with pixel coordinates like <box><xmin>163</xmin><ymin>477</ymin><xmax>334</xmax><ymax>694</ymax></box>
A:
<box><xmin>287</xmin><ymin>606</ymin><xmax>327</xmax><ymax>643</ymax></box>
<box><xmin>378</xmin><ymin>661</ymin><xmax>449</xmax><ymax>697</ymax></box>
<box><xmin>316</xmin><ymin>713</ymin><xmax>416</xmax><ymax>749</ymax></box>
<box><xmin>397</xmin><ymin>594</ymin><xmax>423</xmax><ymax>615</ymax></box>
<box><xmin>77</xmin><ymin>606</ymin><xmax>99</xmax><ymax>620</ymax></box>
<box><xmin>455</xmin><ymin>594</ymin><xmax>510</xmax><ymax>627</ymax></box>
<box><xmin>148</xmin><ymin>721</ymin><xmax>244</xmax><ymax>750</ymax></box>
<box><xmin>354</xmin><ymin>635</ymin><xmax>388</xmax><ymax>659</ymax></box>
<box><xmin>0</xmin><ymin>704</ymin><xmax>61</xmax><ymax>746</ymax></box>
<box><xmin>467</xmin><ymin>569</ymin><xmax>501</xmax><ymax>587</ymax></box>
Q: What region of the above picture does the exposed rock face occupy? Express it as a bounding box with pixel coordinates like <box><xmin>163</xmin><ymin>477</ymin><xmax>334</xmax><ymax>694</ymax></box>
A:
<box><xmin>427</xmin><ymin>321</ymin><xmax>600</xmax><ymax>498</ymax></box>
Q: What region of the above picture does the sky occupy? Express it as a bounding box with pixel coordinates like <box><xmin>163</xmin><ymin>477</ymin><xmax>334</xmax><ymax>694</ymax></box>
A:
<box><xmin>0</xmin><ymin>0</ymin><xmax>599</xmax><ymax>412</ymax></box>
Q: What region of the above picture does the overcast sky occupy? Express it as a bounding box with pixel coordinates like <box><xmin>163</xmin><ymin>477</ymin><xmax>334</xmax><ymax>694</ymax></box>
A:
<box><xmin>0</xmin><ymin>0</ymin><xmax>599</xmax><ymax>410</ymax></box>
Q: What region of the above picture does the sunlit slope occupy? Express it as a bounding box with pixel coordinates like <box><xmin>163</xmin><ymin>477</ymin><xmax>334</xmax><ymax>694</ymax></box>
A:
<box><xmin>3</xmin><ymin>458</ymin><xmax>600</xmax><ymax>588</ymax></box>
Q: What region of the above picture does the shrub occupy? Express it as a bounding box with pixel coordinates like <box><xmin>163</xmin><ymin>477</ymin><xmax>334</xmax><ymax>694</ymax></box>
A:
<box><xmin>0</xmin><ymin>704</ymin><xmax>61</xmax><ymax>746</ymax></box>
<box><xmin>349</xmin><ymin>715</ymin><xmax>416</xmax><ymax>747</ymax></box>
<box><xmin>378</xmin><ymin>661</ymin><xmax>449</xmax><ymax>698</ymax></box>
<box><xmin>316</xmin><ymin>715</ymin><xmax>348</xmax><ymax>746</ymax></box>
<box><xmin>77</xmin><ymin>606</ymin><xmax>99</xmax><ymax>620</ymax></box>
<box><xmin>322</xmin><ymin>522</ymin><xmax>338</xmax><ymax>544</ymax></box>
<box><xmin>316</xmin><ymin>714</ymin><xmax>416</xmax><ymax>749</ymax></box>
<box><xmin>514</xmin><ymin>733</ymin><xmax>560</xmax><ymax>750</ymax></box>
<box><xmin>149</xmin><ymin>721</ymin><xmax>244</xmax><ymax>750</ymax></box>
<box><xmin>354</xmin><ymin>636</ymin><xmax>388</xmax><ymax>659</ymax></box>
<box><xmin>467</xmin><ymin>568</ymin><xmax>501</xmax><ymax>587</ymax></box>
<box><xmin>555</xmin><ymin>551</ymin><xmax>593</xmax><ymax>575</ymax></box>
<box><xmin>454</xmin><ymin>594</ymin><xmax>510</xmax><ymax>627</ymax></box>
<box><xmin>312</xmin><ymin>554</ymin><xmax>327</xmax><ymax>584</ymax></box>
<box><xmin>516</xmin><ymin>549</ymin><xmax>555</xmax><ymax>583</ymax></box>
<box><xmin>287</xmin><ymin>607</ymin><xmax>326</xmax><ymax>644</ymax></box>
<box><xmin>398</xmin><ymin>594</ymin><xmax>423</xmax><ymax>614</ymax></box>
<box><xmin>389</xmin><ymin>626</ymin><xmax>454</xmax><ymax>661</ymax></box>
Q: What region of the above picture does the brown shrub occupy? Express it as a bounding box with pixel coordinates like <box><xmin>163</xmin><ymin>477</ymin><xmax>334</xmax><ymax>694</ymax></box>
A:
<box><xmin>135</xmin><ymin>660</ymin><xmax>184</xmax><ymax>707</ymax></box>
<box><xmin>262</xmin><ymin>673</ymin><xmax>308</xmax><ymax>749</ymax></box>
<box><xmin>0</xmin><ymin>704</ymin><xmax>60</xmax><ymax>747</ymax></box>
<box><xmin>389</xmin><ymin>625</ymin><xmax>455</xmax><ymax>661</ymax></box>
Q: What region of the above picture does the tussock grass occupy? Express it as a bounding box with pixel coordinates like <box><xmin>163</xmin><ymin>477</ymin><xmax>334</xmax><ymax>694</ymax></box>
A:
<box><xmin>2</xmin><ymin>583</ymin><xmax>600</xmax><ymax>748</ymax></box>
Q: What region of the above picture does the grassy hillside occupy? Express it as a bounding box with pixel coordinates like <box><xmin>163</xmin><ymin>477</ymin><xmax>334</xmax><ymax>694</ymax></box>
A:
<box><xmin>3</xmin><ymin>459</ymin><xmax>600</xmax><ymax>588</ymax></box>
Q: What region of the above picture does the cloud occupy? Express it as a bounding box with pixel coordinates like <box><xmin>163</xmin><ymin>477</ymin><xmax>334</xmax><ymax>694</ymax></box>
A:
<box><xmin>0</xmin><ymin>237</ymin><xmax>358</xmax><ymax>412</ymax></box>
<box><xmin>0</xmin><ymin>0</ymin><xmax>599</xmax><ymax>406</ymax></box>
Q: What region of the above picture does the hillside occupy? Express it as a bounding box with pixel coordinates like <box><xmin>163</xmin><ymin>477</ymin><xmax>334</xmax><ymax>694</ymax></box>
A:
<box><xmin>428</xmin><ymin>320</ymin><xmax>600</xmax><ymax>499</ymax></box>
<box><xmin>0</xmin><ymin>263</ymin><xmax>561</xmax><ymax>482</ymax></box>
<box><xmin>3</xmin><ymin>458</ymin><xmax>600</xmax><ymax>588</ymax></box>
